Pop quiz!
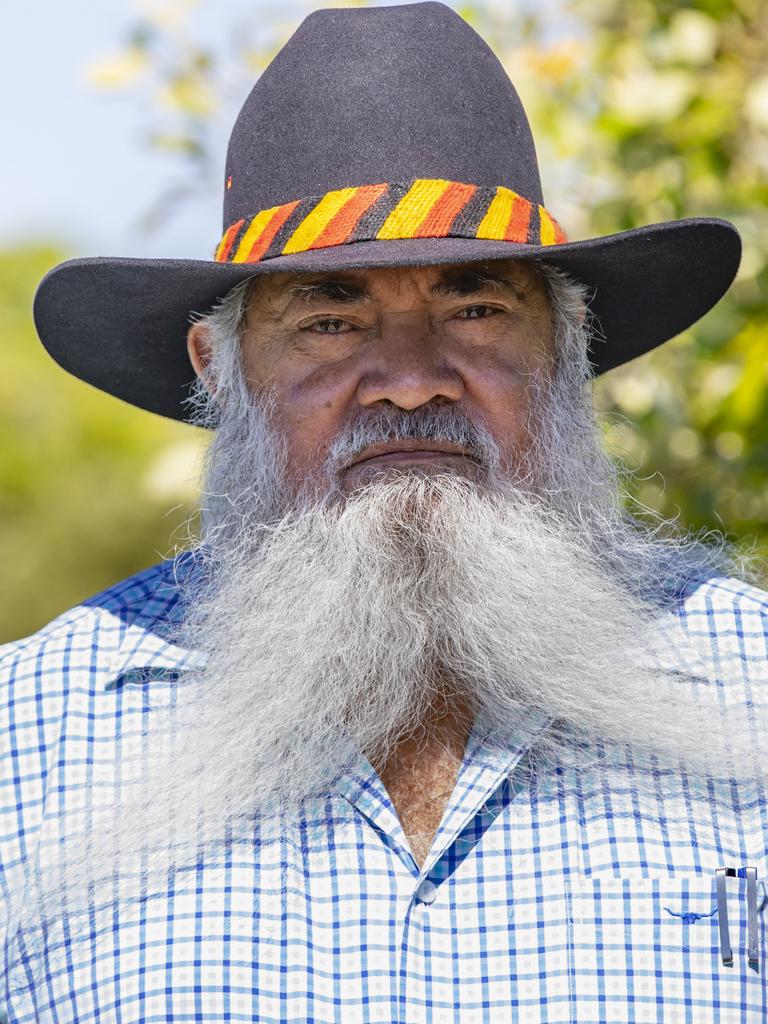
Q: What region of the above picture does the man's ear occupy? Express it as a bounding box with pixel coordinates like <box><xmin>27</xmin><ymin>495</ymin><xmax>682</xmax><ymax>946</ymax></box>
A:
<box><xmin>187</xmin><ymin>322</ymin><xmax>216</xmax><ymax>396</ymax></box>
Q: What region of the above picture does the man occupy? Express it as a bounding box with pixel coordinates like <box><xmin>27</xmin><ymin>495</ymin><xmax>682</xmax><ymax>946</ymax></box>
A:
<box><xmin>2</xmin><ymin>3</ymin><xmax>767</xmax><ymax>1022</ymax></box>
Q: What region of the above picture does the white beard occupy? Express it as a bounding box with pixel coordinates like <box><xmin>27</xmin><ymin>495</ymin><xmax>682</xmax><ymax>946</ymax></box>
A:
<box><xmin>12</xmin><ymin>299</ymin><xmax>766</xmax><ymax>986</ymax></box>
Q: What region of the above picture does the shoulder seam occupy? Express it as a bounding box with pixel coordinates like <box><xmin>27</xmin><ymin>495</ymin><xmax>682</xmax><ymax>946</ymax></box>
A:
<box><xmin>0</xmin><ymin>556</ymin><xmax>192</xmax><ymax>665</ymax></box>
<box><xmin>0</xmin><ymin>603</ymin><xmax>101</xmax><ymax>665</ymax></box>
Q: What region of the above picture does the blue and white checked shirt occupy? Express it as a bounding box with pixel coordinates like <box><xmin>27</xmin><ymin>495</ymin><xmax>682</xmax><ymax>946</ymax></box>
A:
<box><xmin>2</xmin><ymin>552</ymin><xmax>768</xmax><ymax>1023</ymax></box>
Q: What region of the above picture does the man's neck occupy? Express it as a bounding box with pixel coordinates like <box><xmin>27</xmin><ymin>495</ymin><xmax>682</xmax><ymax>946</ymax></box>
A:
<box><xmin>370</xmin><ymin>694</ymin><xmax>476</xmax><ymax>867</ymax></box>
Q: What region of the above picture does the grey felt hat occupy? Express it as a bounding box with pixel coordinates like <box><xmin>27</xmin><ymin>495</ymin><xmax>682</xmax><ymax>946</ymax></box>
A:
<box><xmin>33</xmin><ymin>1</ymin><xmax>741</xmax><ymax>423</ymax></box>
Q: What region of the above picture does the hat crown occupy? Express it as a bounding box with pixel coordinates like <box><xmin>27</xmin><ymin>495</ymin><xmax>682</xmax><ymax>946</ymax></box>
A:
<box><xmin>223</xmin><ymin>1</ymin><xmax>543</xmax><ymax>230</ymax></box>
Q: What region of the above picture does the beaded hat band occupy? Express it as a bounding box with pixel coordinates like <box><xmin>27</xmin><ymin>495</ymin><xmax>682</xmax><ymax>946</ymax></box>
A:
<box><xmin>214</xmin><ymin>179</ymin><xmax>567</xmax><ymax>265</ymax></box>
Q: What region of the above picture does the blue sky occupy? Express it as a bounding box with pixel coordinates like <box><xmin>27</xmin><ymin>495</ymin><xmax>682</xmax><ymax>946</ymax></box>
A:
<box><xmin>3</xmin><ymin>0</ymin><xmax>565</xmax><ymax>261</ymax></box>
<box><xmin>2</xmin><ymin>0</ymin><xmax>307</xmax><ymax>259</ymax></box>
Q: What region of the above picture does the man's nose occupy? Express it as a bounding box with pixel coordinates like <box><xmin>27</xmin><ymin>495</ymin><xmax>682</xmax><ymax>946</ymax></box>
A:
<box><xmin>355</xmin><ymin>312</ymin><xmax>465</xmax><ymax>410</ymax></box>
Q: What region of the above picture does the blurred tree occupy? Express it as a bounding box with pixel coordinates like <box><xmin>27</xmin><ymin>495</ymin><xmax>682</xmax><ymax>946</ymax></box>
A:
<box><xmin>4</xmin><ymin>0</ymin><xmax>766</xmax><ymax>640</ymax></box>
<box><xmin>561</xmin><ymin>0</ymin><xmax>768</xmax><ymax>556</ymax></box>
<box><xmin>0</xmin><ymin>247</ymin><xmax>203</xmax><ymax>642</ymax></box>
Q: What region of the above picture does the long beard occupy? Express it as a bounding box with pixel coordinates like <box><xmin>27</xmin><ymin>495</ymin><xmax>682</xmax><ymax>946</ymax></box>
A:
<box><xmin>11</xmin><ymin>355</ymin><xmax>765</xmax><ymax>988</ymax></box>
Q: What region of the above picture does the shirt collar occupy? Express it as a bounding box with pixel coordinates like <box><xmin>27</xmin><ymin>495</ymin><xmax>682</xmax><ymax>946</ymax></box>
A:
<box><xmin>103</xmin><ymin>551</ymin><xmax>206</xmax><ymax>690</ymax></box>
<box><xmin>105</xmin><ymin>626</ymin><xmax>204</xmax><ymax>690</ymax></box>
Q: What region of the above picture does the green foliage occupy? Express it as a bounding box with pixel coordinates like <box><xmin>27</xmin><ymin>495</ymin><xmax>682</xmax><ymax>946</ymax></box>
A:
<box><xmin>4</xmin><ymin>0</ymin><xmax>766</xmax><ymax>640</ymax></box>
<box><xmin>464</xmin><ymin>0</ymin><xmax>768</xmax><ymax>563</ymax></box>
<box><xmin>0</xmin><ymin>247</ymin><xmax>204</xmax><ymax>643</ymax></box>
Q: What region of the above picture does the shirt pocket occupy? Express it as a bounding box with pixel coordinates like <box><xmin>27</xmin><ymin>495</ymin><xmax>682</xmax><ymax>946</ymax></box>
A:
<box><xmin>565</xmin><ymin>872</ymin><xmax>768</xmax><ymax>1024</ymax></box>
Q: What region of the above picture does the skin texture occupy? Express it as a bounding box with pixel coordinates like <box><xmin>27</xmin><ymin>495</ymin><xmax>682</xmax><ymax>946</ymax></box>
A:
<box><xmin>188</xmin><ymin>259</ymin><xmax>555</xmax><ymax>494</ymax></box>
<box><xmin>187</xmin><ymin>259</ymin><xmax>555</xmax><ymax>866</ymax></box>
<box><xmin>374</xmin><ymin>692</ymin><xmax>477</xmax><ymax>867</ymax></box>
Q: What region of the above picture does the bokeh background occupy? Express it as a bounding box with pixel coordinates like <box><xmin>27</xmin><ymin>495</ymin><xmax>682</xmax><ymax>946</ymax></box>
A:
<box><xmin>2</xmin><ymin>0</ymin><xmax>767</xmax><ymax>643</ymax></box>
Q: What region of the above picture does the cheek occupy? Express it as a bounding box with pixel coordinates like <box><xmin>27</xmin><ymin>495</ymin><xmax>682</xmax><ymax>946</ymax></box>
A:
<box><xmin>490</xmin><ymin>391</ymin><xmax>540</xmax><ymax>456</ymax></box>
<box><xmin>462</xmin><ymin>355</ymin><xmax>545</xmax><ymax>465</ymax></box>
<box><xmin>270</xmin><ymin>367</ymin><xmax>358</xmax><ymax>479</ymax></box>
<box><xmin>239</xmin><ymin>332</ymin><xmax>359</xmax><ymax>483</ymax></box>
<box><xmin>467</xmin><ymin>349</ymin><xmax>541</xmax><ymax>419</ymax></box>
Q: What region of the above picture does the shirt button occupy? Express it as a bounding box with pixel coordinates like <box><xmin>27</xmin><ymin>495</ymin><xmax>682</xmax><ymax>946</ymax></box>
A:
<box><xmin>415</xmin><ymin>879</ymin><xmax>438</xmax><ymax>905</ymax></box>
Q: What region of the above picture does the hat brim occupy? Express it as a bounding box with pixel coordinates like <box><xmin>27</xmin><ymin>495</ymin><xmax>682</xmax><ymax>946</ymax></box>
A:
<box><xmin>33</xmin><ymin>217</ymin><xmax>740</xmax><ymax>423</ymax></box>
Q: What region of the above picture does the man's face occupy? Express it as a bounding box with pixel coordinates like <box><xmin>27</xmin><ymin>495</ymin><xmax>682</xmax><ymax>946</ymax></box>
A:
<box><xmin>190</xmin><ymin>259</ymin><xmax>555</xmax><ymax>494</ymax></box>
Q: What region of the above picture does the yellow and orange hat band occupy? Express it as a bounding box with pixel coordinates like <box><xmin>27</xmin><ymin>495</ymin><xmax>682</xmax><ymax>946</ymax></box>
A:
<box><xmin>214</xmin><ymin>178</ymin><xmax>567</xmax><ymax>264</ymax></box>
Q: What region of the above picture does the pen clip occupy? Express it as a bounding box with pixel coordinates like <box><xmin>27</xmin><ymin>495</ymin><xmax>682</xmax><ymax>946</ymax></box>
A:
<box><xmin>716</xmin><ymin>868</ymin><xmax>733</xmax><ymax>966</ymax></box>
<box><xmin>715</xmin><ymin>865</ymin><xmax>761</xmax><ymax>968</ymax></box>
<box><xmin>745</xmin><ymin>866</ymin><xmax>758</xmax><ymax>966</ymax></box>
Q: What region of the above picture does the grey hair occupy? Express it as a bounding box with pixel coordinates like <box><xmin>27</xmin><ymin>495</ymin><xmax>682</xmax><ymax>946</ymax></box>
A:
<box><xmin>184</xmin><ymin>262</ymin><xmax>747</xmax><ymax>595</ymax></box>
<box><xmin>186</xmin><ymin>275</ymin><xmax>257</xmax><ymax>427</ymax></box>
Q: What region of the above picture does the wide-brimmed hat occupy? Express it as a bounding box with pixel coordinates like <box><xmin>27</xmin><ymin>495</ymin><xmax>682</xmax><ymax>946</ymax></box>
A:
<box><xmin>33</xmin><ymin>1</ymin><xmax>741</xmax><ymax>423</ymax></box>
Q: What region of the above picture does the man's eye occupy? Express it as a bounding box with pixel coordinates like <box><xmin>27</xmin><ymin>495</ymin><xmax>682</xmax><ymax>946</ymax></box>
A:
<box><xmin>309</xmin><ymin>318</ymin><xmax>353</xmax><ymax>334</ymax></box>
<box><xmin>457</xmin><ymin>304</ymin><xmax>498</xmax><ymax>320</ymax></box>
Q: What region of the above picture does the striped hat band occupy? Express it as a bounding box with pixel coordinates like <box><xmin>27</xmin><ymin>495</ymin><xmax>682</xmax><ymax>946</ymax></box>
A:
<box><xmin>215</xmin><ymin>178</ymin><xmax>567</xmax><ymax>264</ymax></box>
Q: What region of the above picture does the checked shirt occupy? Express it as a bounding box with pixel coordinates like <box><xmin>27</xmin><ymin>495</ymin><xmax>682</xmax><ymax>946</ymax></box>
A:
<box><xmin>1</xmin><ymin>553</ymin><xmax>768</xmax><ymax>1023</ymax></box>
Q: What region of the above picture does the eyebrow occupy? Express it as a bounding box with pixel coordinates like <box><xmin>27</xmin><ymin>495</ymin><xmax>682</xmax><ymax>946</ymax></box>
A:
<box><xmin>289</xmin><ymin>279</ymin><xmax>371</xmax><ymax>304</ymax></box>
<box><xmin>285</xmin><ymin>266</ymin><xmax>528</xmax><ymax>306</ymax></box>
<box><xmin>430</xmin><ymin>269</ymin><xmax>524</xmax><ymax>299</ymax></box>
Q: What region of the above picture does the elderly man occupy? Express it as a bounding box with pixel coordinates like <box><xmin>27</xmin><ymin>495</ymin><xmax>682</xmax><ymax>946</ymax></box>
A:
<box><xmin>3</xmin><ymin>3</ymin><xmax>767</xmax><ymax>1022</ymax></box>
